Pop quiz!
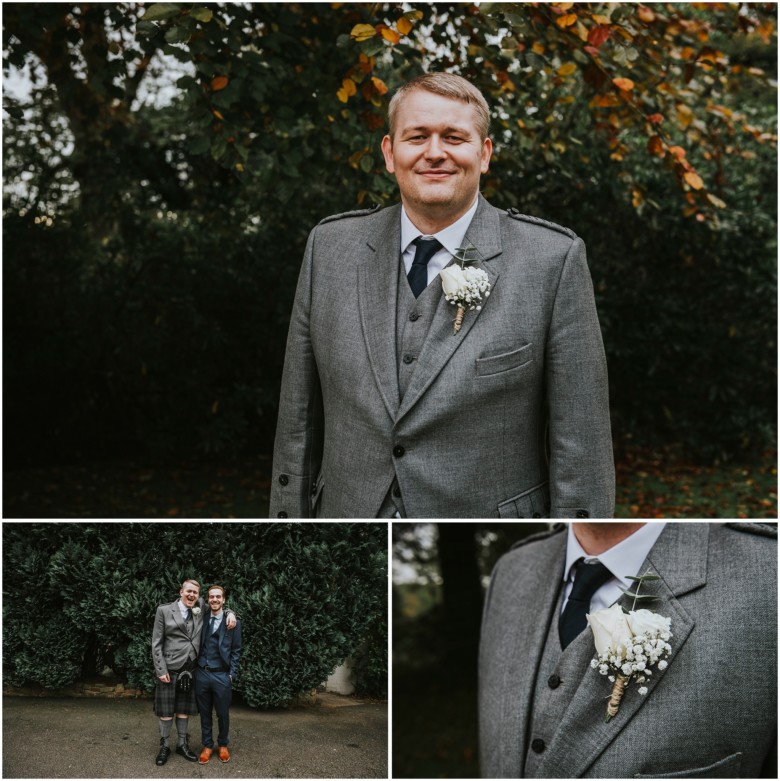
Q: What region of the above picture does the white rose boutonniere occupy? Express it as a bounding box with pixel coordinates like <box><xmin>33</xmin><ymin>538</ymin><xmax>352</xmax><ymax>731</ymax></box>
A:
<box><xmin>439</xmin><ymin>244</ymin><xmax>490</xmax><ymax>334</ymax></box>
<box><xmin>192</xmin><ymin>606</ymin><xmax>201</xmax><ymax>617</ymax></box>
<box><xmin>586</xmin><ymin>572</ymin><xmax>672</xmax><ymax>722</ymax></box>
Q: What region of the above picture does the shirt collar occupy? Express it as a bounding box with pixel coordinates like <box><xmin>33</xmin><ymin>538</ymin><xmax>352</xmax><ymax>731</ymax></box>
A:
<box><xmin>400</xmin><ymin>197</ymin><xmax>479</xmax><ymax>257</ymax></box>
<box><xmin>210</xmin><ymin>611</ymin><xmax>223</xmax><ymax>620</ymax></box>
<box><xmin>563</xmin><ymin>523</ymin><xmax>667</xmax><ymax>589</ymax></box>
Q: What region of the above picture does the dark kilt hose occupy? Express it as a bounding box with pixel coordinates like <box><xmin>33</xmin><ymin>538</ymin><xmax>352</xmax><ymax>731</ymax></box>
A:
<box><xmin>154</xmin><ymin>668</ymin><xmax>199</xmax><ymax>717</ymax></box>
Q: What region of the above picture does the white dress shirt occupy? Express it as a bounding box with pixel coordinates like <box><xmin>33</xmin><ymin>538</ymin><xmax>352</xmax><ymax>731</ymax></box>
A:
<box><xmin>400</xmin><ymin>197</ymin><xmax>479</xmax><ymax>288</ymax></box>
<box><xmin>561</xmin><ymin>522</ymin><xmax>666</xmax><ymax>614</ymax></box>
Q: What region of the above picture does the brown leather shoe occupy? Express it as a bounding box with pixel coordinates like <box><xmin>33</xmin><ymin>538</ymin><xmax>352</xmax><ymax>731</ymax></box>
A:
<box><xmin>198</xmin><ymin>747</ymin><xmax>213</xmax><ymax>764</ymax></box>
<box><xmin>218</xmin><ymin>746</ymin><xmax>230</xmax><ymax>763</ymax></box>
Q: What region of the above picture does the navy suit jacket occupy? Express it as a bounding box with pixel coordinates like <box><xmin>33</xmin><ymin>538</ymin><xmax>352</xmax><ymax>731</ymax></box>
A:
<box><xmin>199</xmin><ymin>614</ymin><xmax>242</xmax><ymax>679</ymax></box>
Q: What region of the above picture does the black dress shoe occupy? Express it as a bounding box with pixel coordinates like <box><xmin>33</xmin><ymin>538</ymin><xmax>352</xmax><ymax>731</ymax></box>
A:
<box><xmin>155</xmin><ymin>739</ymin><xmax>171</xmax><ymax>766</ymax></box>
<box><xmin>176</xmin><ymin>741</ymin><xmax>198</xmax><ymax>762</ymax></box>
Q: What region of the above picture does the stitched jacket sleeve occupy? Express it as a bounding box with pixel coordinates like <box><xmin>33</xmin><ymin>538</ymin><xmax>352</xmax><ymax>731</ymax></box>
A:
<box><xmin>269</xmin><ymin>228</ymin><xmax>324</xmax><ymax>518</ymax></box>
<box><xmin>545</xmin><ymin>237</ymin><xmax>615</xmax><ymax>517</ymax></box>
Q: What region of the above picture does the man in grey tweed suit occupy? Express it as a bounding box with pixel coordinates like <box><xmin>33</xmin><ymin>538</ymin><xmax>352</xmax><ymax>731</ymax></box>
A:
<box><xmin>270</xmin><ymin>72</ymin><xmax>614</xmax><ymax>518</ymax></box>
<box><xmin>479</xmin><ymin>522</ymin><xmax>777</xmax><ymax>778</ymax></box>
<box><xmin>151</xmin><ymin>579</ymin><xmax>236</xmax><ymax>766</ymax></box>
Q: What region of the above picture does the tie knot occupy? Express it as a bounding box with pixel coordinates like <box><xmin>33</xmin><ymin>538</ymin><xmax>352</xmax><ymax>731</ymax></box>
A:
<box><xmin>569</xmin><ymin>560</ymin><xmax>613</xmax><ymax>603</ymax></box>
<box><xmin>411</xmin><ymin>237</ymin><xmax>442</xmax><ymax>267</ymax></box>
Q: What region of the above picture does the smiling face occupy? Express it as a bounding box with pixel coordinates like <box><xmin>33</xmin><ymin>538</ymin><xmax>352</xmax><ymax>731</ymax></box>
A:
<box><xmin>179</xmin><ymin>580</ymin><xmax>200</xmax><ymax>608</ymax></box>
<box><xmin>381</xmin><ymin>89</ymin><xmax>492</xmax><ymax>232</ymax></box>
<box><xmin>208</xmin><ymin>586</ymin><xmax>225</xmax><ymax>615</ymax></box>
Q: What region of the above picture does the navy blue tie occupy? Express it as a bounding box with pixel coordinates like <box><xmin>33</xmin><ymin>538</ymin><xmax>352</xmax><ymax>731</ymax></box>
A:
<box><xmin>408</xmin><ymin>238</ymin><xmax>442</xmax><ymax>298</ymax></box>
<box><xmin>559</xmin><ymin>559</ymin><xmax>613</xmax><ymax>649</ymax></box>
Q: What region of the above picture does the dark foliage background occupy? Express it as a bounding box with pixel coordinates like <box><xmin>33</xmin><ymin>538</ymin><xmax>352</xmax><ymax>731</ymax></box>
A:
<box><xmin>392</xmin><ymin>522</ymin><xmax>546</xmax><ymax>777</ymax></box>
<box><xmin>2</xmin><ymin>522</ymin><xmax>387</xmax><ymax>705</ymax></box>
<box><xmin>3</xmin><ymin>3</ymin><xmax>776</xmax><ymax>515</ymax></box>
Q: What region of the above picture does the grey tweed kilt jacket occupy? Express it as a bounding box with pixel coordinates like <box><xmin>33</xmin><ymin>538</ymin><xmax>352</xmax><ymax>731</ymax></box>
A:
<box><xmin>479</xmin><ymin>522</ymin><xmax>778</xmax><ymax>778</ymax></box>
<box><xmin>269</xmin><ymin>195</ymin><xmax>614</xmax><ymax>518</ymax></box>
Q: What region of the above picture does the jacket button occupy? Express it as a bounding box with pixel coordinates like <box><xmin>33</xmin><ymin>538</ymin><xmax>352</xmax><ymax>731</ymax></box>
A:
<box><xmin>392</xmin><ymin>485</ymin><xmax>401</xmax><ymax>498</ymax></box>
<box><xmin>409</xmin><ymin>312</ymin><xmax>420</xmax><ymax>321</ymax></box>
<box><xmin>277</xmin><ymin>511</ymin><xmax>288</xmax><ymax>518</ymax></box>
<box><xmin>548</xmin><ymin>674</ymin><xmax>561</xmax><ymax>689</ymax></box>
<box><xmin>278</xmin><ymin>474</ymin><xmax>289</xmax><ymax>486</ymax></box>
<box><xmin>576</xmin><ymin>510</ymin><xmax>589</xmax><ymax>518</ymax></box>
<box><xmin>531</xmin><ymin>738</ymin><xmax>545</xmax><ymax>753</ymax></box>
<box><xmin>311</xmin><ymin>483</ymin><xmax>317</xmax><ymax>495</ymax></box>
<box><xmin>403</xmin><ymin>354</ymin><xmax>414</xmax><ymax>364</ymax></box>
<box><xmin>393</xmin><ymin>445</ymin><xmax>405</xmax><ymax>458</ymax></box>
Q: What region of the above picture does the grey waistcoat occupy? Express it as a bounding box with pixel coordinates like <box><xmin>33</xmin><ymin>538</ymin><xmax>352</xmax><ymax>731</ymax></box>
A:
<box><xmin>524</xmin><ymin>586</ymin><xmax>595</xmax><ymax>777</ymax></box>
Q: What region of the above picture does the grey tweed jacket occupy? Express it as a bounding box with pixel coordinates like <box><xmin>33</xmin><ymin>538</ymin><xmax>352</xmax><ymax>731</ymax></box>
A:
<box><xmin>479</xmin><ymin>522</ymin><xmax>778</xmax><ymax>778</ymax></box>
<box><xmin>151</xmin><ymin>598</ymin><xmax>207</xmax><ymax>678</ymax></box>
<box><xmin>270</xmin><ymin>195</ymin><xmax>614</xmax><ymax>518</ymax></box>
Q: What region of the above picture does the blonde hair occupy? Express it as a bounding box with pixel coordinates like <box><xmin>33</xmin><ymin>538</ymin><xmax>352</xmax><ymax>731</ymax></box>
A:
<box><xmin>387</xmin><ymin>72</ymin><xmax>491</xmax><ymax>141</ymax></box>
<box><xmin>181</xmin><ymin>579</ymin><xmax>200</xmax><ymax>592</ymax></box>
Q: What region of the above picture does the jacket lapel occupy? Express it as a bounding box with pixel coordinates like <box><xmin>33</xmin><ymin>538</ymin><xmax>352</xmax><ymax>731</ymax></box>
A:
<box><xmin>537</xmin><ymin>523</ymin><xmax>708</xmax><ymax>778</ymax></box>
<box><xmin>396</xmin><ymin>195</ymin><xmax>503</xmax><ymax>422</ymax></box>
<box><xmin>358</xmin><ymin>205</ymin><xmax>402</xmax><ymax>420</ymax></box>
<box><xmin>171</xmin><ymin>601</ymin><xmax>188</xmax><ymax>635</ymax></box>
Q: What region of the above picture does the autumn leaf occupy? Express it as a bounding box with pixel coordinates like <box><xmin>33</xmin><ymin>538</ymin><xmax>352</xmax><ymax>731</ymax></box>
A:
<box><xmin>613</xmin><ymin>77</ymin><xmax>635</xmax><ymax>91</ymax></box>
<box><xmin>396</xmin><ymin>16</ymin><xmax>413</xmax><ymax>35</ymax></box>
<box><xmin>350</xmin><ymin>23</ymin><xmax>377</xmax><ymax>42</ymax></box>
<box><xmin>558</xmin><ymin>62</ymin><xmax>577</xmax><ymax>76</ymax></box>
<box><xmin>646</xmin><ymin>113</ymin><xmax>664</xmax><ymax>124</ymax></box>
<box><xmin>380</xmin><ymin>26</ymin><xmax>401</xmax><ymax>44</ymax></box>
<box><xmin>587</xmin><ymin>25</ymin><xmax>611</xmax><ymax>48</ymax></box>
<box><xmin>556</xmin><ymin>13</ymin><xmax>577</xmax><ymax>28</ymax></box>
<box><xmin>647</xmin><ymin>135</ymin><xmax>665</xmax><ymax>156</ymax></box>
<box><xmin>341</xmin><ymin>78</ymin><xmax>357</xmax><ymax>96</ymax></box>
<box><xmin>212</xmin><ymin>109</ymin><xmax>224</xmax><ymax>121</ymax></box>
<box><xmin>684</xmin><ymin>171</ymin><xmax>704</xmax><ymax>190</ymax></box>
<box><xmin>210</xmin><ymin>75</ymin><xmax>229</xmax><ymax>92</ymax></box>
<box><xmin>638</xmin><ymin>5</ymin><xmax>656</xmax><ymax>23</ymax></box>
<box><xmin>707</xmin><ymin>193</ymin><xmax>727</xmax><ymax>208</ymax></box>
<box><xmin>371</xmin><ymin>76</ymin><xmax>389</xmax><ymax>96</ymax></box>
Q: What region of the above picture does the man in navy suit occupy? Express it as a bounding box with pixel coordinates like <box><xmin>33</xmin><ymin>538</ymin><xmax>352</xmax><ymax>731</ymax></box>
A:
<box><xmin>196</xmin><ymin>584</ymin><xmax>243</xmax><ymax>764</ymax></box>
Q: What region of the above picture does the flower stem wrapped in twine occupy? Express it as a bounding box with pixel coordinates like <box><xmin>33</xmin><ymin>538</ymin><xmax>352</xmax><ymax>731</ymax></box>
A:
<box><xmin>605</xmin><ymin>673</ymin><xmax>628</xmax><ymax>722</ymax></box>
<box><xmin>453</xmin><ymin>306</ymin><xmax>466</xmax><ymax>334</ymax></box>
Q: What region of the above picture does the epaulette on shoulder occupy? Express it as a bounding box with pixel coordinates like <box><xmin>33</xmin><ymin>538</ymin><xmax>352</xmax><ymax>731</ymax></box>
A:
<box><xmin>510</xmin><ymin>523</ymin><xmax>566</xmax><ymax>551</ymax></box>
<box><xmin>725</xmin><ymin>522</ymin><xmax>777</xmax><ymax>539</ymax></box>
<box><xmin>318</xmin><ymin>203</ymin><xmax>382</xmax><ymax>226</ymax></box>
<box><xmin>505</xmin><ymin>207</ymin><xmax>576</xmax><ymax>239</ymax></box>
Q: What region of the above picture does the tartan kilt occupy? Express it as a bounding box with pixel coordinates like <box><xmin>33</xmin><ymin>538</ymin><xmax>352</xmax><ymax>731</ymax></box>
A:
<box><xmin>154</xmin><ymin>670</ymin><xmax>199</xmax><ymax>717</ymax></box>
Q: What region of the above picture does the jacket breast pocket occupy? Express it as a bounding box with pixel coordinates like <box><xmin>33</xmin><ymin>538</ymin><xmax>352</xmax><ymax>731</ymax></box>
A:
<box><xmin>497</xmin><ymin>481</ymin><xmax>549</xmax><ymax>518</ymax></box>
<box><xmin>475</xmin><ymin>343</ymin><xmax>533</xmax><ymax>377</ymax></box>
<box><xmin>633</xmin><ymin>752</ymin><xmax>742</xmax><ymax>778</ymax></box>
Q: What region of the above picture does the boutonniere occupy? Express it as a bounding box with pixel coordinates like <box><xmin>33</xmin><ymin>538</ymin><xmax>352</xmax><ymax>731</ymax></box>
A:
<box><xmin>586</xmin><ymin>572</ymin><xmax>672</xmax><ymax>722</ymax></box>
<box><xmin>439</xmin><ymin>243</ymin><xmax>490</xmax><ymax>334</ymax></box>
<box><xmin>192</xmin><ymin>606</ymin><xmax>201</xmax><ymax>617</ymax></box>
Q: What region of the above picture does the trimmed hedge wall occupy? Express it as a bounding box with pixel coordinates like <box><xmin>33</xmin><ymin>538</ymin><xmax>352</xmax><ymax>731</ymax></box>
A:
<box><xmin>2</xmin><ymin>522</ymin><xmax>387</xmax><ymax>705</ymax></box>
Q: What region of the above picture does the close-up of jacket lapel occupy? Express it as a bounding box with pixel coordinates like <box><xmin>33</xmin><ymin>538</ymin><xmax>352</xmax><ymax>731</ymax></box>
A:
<box><xmin>536</xmin><ymin>524</ymin><xmax>705</xmax><ymax>778</ymax></box>
<box><xmin>358</xmin><ymin>206</ymin><xmax>403</xmax><ymax>420</ymax></box>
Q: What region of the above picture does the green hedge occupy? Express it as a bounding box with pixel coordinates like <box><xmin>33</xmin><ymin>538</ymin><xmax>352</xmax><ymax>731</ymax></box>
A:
<box><xmin>2</xmin><ymin>522</ymin><xmax>387</xmax><ymax>705</ymax></box>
